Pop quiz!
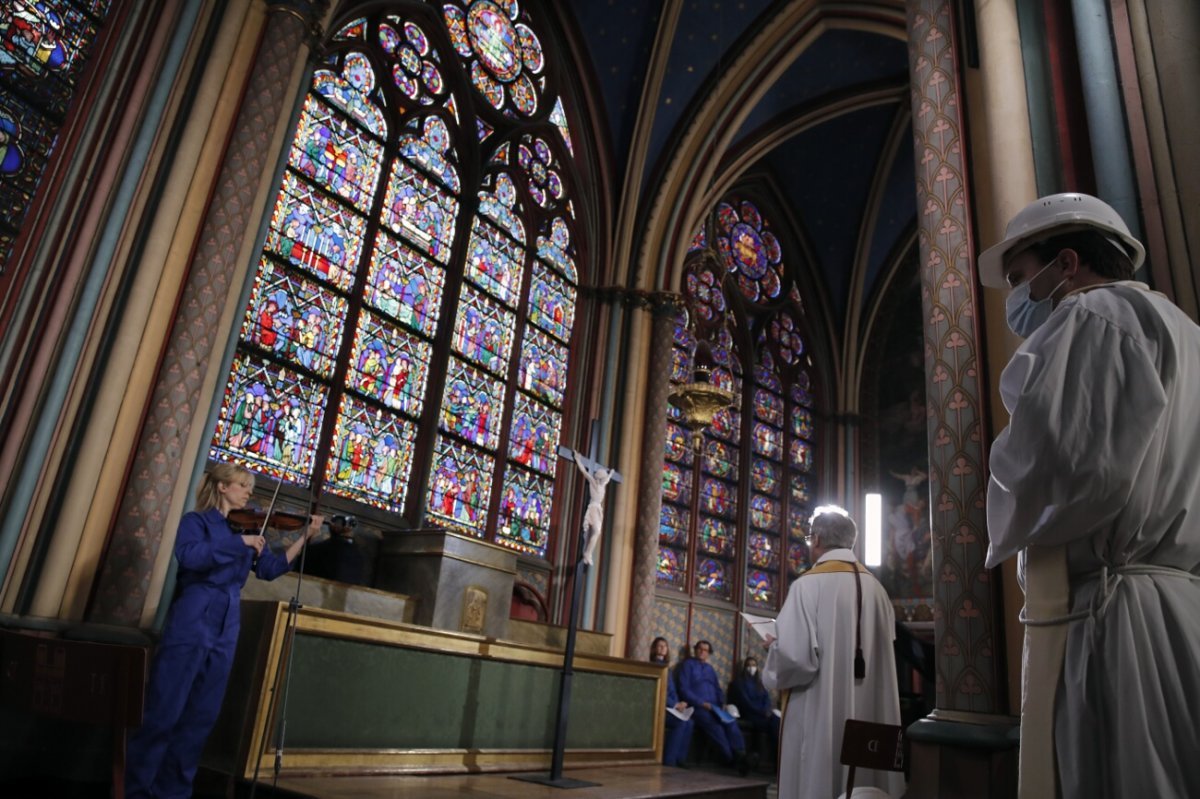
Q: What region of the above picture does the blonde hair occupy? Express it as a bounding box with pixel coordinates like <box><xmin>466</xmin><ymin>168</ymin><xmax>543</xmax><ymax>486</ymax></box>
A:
<box><xmin>195</xmin><ymin>463</ymin><xmax>254</xmax><ymax>512</ymax></box>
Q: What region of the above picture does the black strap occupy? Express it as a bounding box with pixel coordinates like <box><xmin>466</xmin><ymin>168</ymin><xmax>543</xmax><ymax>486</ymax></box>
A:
<box><xmin>853</xmin><ymin>565</ymin><xmax>866</xmax><ymax>680</ymax></box>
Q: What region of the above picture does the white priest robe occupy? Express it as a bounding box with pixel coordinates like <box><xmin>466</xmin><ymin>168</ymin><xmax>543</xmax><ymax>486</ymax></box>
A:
<box><xmin>986</xmin><ymin>282</ymin><xmax>1200</xmax><ymax>798</ymax></box>
<box><xmin>763</xmin><ymin>549</ymin><xmax>904</xmax><ymax>799</ymax></box>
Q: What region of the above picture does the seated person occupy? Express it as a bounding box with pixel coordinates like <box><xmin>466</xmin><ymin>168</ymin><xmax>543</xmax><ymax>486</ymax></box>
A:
<box><xmin>729</xmin><ymin>655</ymin><xmax>780</xmax><ymax>762</ymax></box>
<box><xmin>675</xmin><ymin>640</ymin><xmax>751</xmax><ymax>774</ymax></box>
<box><xmin>304</xmin><ymin>514</ymin><xmax>369</xmax><ymax>585</ymax></box>
<box><xmin>650</xmin><ymin>636</ymin><xmax>694</xmax><ymax>767</ymax></box>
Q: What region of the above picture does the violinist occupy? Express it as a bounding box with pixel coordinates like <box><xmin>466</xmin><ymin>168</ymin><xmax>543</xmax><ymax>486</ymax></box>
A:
<box><xmin>125</xmin><ymin>463</ymin><xmax>322</xmax><ymax>799</ymax></box>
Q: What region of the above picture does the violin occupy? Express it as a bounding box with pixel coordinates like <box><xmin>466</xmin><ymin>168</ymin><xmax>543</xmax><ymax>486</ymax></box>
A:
<box><xmin>227</xmin><ymin>508</ymin><xmax>310</xmax><ymax>532</ymax></box>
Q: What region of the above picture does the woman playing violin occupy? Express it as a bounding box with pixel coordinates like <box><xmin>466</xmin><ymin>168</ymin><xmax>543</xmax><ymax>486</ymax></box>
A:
<box><xmin>125</xmin><ymin>463</ymin><xmax>322</xmax><ymax>799</ymax></box>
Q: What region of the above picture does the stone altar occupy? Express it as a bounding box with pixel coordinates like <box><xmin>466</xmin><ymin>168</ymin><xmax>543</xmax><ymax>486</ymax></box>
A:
<box><xmin>375</xmin><ymin>528</ymin><xmax>516</xmax><ymax>639</ymax></box>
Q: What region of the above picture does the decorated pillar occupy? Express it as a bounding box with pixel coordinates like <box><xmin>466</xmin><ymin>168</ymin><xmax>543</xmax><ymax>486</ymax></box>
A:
<box><xmin>624</xmin><ymin>298</ymin><xmax>682</xmax><ymax>657</ymax></box>
<box><xmin>89</xmin><ymin>1</ymin><xmax>328</xmax><ymax>627</ymax></box>
<box><xmin>907</xmin><ymin>0</ymin><xmax>1004</xmax><ymax>716</ymax></box>
<box><xmin>905</xmin><ymin>0</ymin><xmax>1018</xmax><ymax>795</ymax></box>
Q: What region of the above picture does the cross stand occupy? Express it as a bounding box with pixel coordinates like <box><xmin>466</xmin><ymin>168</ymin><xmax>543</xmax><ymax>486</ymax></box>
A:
<box><xmin>512</xmin><ymin>439</ymin><xmax>621</xmax><ymax>789</ymax></box>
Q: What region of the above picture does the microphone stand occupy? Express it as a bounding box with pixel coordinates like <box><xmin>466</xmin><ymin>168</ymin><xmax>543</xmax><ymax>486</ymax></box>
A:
<box><xmin>248</xmin><ymin>479</ymin><xmax>319</xmax><ymax>798</ymax></box>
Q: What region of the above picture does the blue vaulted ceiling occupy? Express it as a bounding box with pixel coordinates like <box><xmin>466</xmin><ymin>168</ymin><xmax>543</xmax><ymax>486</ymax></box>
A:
<box><xmin>761</xmin><ymin>103</ymin><xmax>901</xmax><ymax>322</ymax></box>
<box><xmin>561</xmin><ymin>0</ymin><xmax>916</xmax><ymax>330</ymax></box>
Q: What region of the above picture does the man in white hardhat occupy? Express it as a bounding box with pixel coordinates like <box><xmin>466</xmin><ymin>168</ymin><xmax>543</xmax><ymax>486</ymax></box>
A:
<box><xmin>980</xmin><ymin>193</ymin><xmax>1200</xmax><ymax>799</ymax></box>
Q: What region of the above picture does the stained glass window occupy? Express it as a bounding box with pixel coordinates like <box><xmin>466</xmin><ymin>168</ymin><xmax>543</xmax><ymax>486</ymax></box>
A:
<box><xmin>786</xmin><ymin>365</ymin><xmax>816</xmax><ymax>586</ymax></box>
<box><xmin>210</xmin><ymin>353</ymin><xmax>328</xmax><ymax>485</ymax></box>
<box><xmin>714</xmin><ymin>200</ymin><xmax>784</xmax><ymax>303</ymax></box>
<box><xmin>659</xmin><ymin>504</ymin><xmax>689</xmax><ymax>547</ymax></box>
<box><xmin>696</xmin><ymin>558</ymin><xmax>730</xmax><ymax>600</ymax></box>
<box><xmin>657</xmin><ymin>278</ymin><xmax>743</xmax><ymax>598</ymax></box>
<box><xmin>427</xmin><ymin>436</ymin><xmax>493</xmax><ymax>534</ymax></box>
<box><xmin>324</xmin><ymin>393</ymin><xmax>418</xmax><ymax>509</ymax></box>
<box><xmin>211</xmin><ymin>5</ymin><xmax>583</xmax><ymax>559</ymax></box>
<box><xmin>746</xmin><ymin>340</ymin><xmax>787</xmax><ymax>608</ymax></box>
<box><xmin>507</xmin><ymin>393</ymin><xmax>561</xmax><ymax>476</ymax></box>
<box><xmin>657</xmin><ymin>546</ymin><xmax>687</xmax><ymax>591</ymax></box>
<box><xmin>748</xmin><ymin>532</ymin><xmax>779</xmax><ymax>569</ymax></box>
<box><xmin>656</xmin><ymin>196</ymin><xmax>819</xmax><ymax>615</ymax></box>
<box><xmin>698</xmin><ymin>516</ymin><xmax>735</xmax><ymax>557</ymax></box>
<box><xmin>0</xmin><ymin>1</ymin><xmax>111</xmax><ymax>268</ymax></box>
<box><xmin>443</xmin><ymin>0</ymin><xmax>546</xmax><ymax>118</ymax></box>
<box><xmin>496</xmin><ymin>467</ymin><xmax>552</xmax><ymax>555</ymax></box>
<box><xmin>746</xmin><ymin>569</ymin><xmax>775</xmax><ymax>605</ymax></box>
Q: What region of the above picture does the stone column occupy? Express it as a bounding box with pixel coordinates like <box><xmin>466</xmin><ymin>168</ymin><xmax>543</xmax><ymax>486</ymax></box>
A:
<box><xmin>905</xmin><ymin>0</ymin><xmax>1018</xmax><ymax>795</ymax></box>
<box><xmin>624</xmin><ymin>299</ymin><xmax>682</xmax><ymax>657</ymax></box>
<box><xmin>88</xmin><ymin>1</ymin><xmax>327</xmax><ymax>627</ymax></box>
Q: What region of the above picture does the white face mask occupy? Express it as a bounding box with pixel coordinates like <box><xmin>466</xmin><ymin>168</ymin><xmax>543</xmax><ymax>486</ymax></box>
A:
<box><xmin>1005</xmin><ymin>258</ymin><xmax>1068</xmax><ymax>338</ymax></box>
<box><xmin>746</xmin><ymin>666</ymin><xmax>757</xmax><ymax>676</ymax></box>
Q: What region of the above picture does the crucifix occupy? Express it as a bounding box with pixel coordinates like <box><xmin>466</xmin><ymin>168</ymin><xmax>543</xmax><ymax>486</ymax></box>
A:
<box><xmin>514</xmin><ymin>420</ymin><xmax>621</xmax><ymax>789</ymax></box>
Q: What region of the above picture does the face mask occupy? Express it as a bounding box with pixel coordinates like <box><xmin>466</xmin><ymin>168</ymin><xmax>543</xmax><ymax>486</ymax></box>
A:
<box><xmin>746</xmin><ymin>666</ymin><xmax>757</xmax><ymax>676</ymax></box>
<box><xmin>1005</xmin><ymin>258</ymin><xmax>1068</xmax><ymax>338</ymax></box>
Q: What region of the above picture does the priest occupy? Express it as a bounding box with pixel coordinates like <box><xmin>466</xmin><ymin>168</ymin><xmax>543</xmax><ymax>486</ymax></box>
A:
<box><xmin>762</xmin><ymin>505</ymin><xmax>904</xmax><ymax>799</ymax></box>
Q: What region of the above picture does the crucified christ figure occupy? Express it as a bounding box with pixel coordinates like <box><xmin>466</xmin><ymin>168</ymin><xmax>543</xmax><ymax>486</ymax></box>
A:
<box><xmin>576</xmin><ymin>456</ymin><xmax>614</xmax><ymax>566</ymax></box>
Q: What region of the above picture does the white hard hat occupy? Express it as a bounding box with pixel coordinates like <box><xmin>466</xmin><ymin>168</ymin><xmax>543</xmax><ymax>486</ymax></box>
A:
<box><xmin>977</xmin><ymin>193</ymin><xmax>1145</xmax><ymax>288</ymax></box>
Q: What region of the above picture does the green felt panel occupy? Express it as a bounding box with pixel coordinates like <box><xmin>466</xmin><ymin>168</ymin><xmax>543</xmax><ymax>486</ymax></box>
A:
<box><xmin>282</xmin><ymin>633</ymin><xmax>657</xmax><ymax>750</ymax></box>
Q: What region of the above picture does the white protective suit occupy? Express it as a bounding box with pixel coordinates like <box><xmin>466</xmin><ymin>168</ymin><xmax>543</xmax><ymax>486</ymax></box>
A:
<box><xmin>763</xmin><ymin>549</ymin><xmax>905</xmax><ymax>799</ymax></box>
<box><xmin>986</xmin><ymin>281</ymin><xmax>1200</xmax><ymax>798</ymax></box>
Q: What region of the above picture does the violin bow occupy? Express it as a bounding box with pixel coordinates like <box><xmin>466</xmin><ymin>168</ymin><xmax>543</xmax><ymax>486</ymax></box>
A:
<box><xmin>257</xmin><ymin>477</ymin><xmax>287</xmax><ymax>539</ymax></box>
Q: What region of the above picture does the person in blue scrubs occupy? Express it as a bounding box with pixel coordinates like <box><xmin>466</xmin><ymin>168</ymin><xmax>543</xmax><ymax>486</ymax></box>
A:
<box><xmin>125</xmin><ymin>463</ymin><xmax>322</xmax><ymax>798</ymax></box>
<box><xmin>728</xmin><ymin>655</ymin><xmax>779</xmax><ymax>763</ymax></box>
<box><xmin>650</xmin><ymin>636</ymin><xmax>693</xmax><ymax>767</ymax></box>
<box><xmin>676</xmin><ymin>640</ymin><xmax>749</xmax><ymax>773</ymax></box>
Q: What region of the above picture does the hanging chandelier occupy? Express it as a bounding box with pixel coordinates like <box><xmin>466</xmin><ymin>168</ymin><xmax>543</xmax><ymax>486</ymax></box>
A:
<box><xmin>668</xmin><ymin>343</ymin><xmax>735</xmax><ymax>452</ymax></box>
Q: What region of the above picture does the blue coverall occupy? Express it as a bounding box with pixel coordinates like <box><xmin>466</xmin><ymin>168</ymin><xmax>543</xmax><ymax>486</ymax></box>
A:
<box><xmin>728</xmin><ymin>674</ymin><xmax>779</xmax><ymax>759</ymax></box>
<box><xmin>675</xmin><ymin>657</ymin><xmax>745</xmax><ymax>763</ymax></box>
<box><xmin>125</xmin><ymin>508</ymin><xmax>293</xmax><ymax>798</ymax></box>
<box><xmin>663</xmin><ymin>671</ymin><xmax>694</xmax><ymax>766</ymax></box>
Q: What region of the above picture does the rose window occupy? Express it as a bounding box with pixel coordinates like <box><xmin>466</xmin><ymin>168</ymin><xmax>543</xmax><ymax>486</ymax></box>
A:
<box><xmin>770</xmin><ymin>314</ymin><xmax>804</xmax><ymax>364</ymax></box>
<box><xmin>443</xmin><ymin>0</ymin><xmax>546</xmax><ymax>117</ymax></box>
<box><xmin>715</xmin><ymin>200</ymin><xmax>784</xmax><ymax>303</ymax></box>
<box><xmin>377</xmin><ymin>17</ymin><xmax>447</xmax><ymax>106</ymax></box>
<box><xmin>686</xmin><ymin>269</ymin><xmax>726</xmax><ymax>323</ymax></box>
<box><xmin>518</xmin><ymin>136</ymin><xmax>563</xmax><ymax>208</ymax></box>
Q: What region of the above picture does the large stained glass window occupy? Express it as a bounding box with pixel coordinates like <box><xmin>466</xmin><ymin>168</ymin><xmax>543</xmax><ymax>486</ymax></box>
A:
<box><xmin>0</xmin><ymin>1</ymin><xmax>112</xmax><ymax>268</ymax></box>
<box><xmin>657</xmin><ymin>197</ymin><xmax>818</xmax><ymax>612</ymax></box>
<box><xmin>211</xmin><ymin>3</ymin><xmax>582</xmax><ymax>560</ymax></box>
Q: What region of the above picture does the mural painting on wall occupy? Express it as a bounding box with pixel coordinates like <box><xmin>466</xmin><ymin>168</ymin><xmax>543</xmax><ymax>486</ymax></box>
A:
<box><xmin>873</xmin><ymin>274</ymin><xmax>933</xmax><ymax>609</ymax></box>
<box><xmin>884</xmin><ymin>463</ymin><xmax>931</xmax><ymax>600</ymax></box>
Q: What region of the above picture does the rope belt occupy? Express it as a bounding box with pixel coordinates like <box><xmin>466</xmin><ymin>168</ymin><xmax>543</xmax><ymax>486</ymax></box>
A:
<box><xmin>1020</xmin><ymin>563</ymin><xmax>1200</xmax><ymax>627</ymax></box>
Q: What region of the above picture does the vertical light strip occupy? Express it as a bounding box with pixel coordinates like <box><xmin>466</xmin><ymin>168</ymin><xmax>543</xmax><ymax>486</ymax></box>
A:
<box><xmin>864</xmin><ymin>492</ymin><xmax>883</xmax><ymax>567</ymax></box>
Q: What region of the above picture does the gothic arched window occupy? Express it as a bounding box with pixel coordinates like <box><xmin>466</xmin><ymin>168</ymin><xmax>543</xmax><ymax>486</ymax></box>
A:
<box><xmin>659</xmin><ymin>198</ymin><xmax>818</xmax><ymax>611</ymax></box>
<box><xmin>0</xmin><ymin>1</ymin><xmax>112</xmax><ymax>266</ymax></box>
<box><xmin>209</xmin><ymin>2</ymin><xmax>583</xmax><ymax>559</ymax></box>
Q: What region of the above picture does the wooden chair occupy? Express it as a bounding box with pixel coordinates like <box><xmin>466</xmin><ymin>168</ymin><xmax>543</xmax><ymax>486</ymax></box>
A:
<box><xmin>839</xmin><ymin>719</ymin><xmax>905</xmax><ymax>797</ymax></box>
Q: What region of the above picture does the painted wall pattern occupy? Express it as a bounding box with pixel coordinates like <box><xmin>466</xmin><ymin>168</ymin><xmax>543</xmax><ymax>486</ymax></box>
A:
<box><xmin>651</xmin><ymin>595</ymin><xmax>689</xmax><ymax>663</ymax></box>
<box><xmin>89</xmin><ymin>11</ymin><xmax>316</xmax><ymax>625</ymax></box>
<box><xmin>906</xmin><ymin>0</ymin><xmax>1002</xmax><ymax>713</ymax></box>
<box><xmin>689</xmin><ymin>604</ymin><xmax>736</xmax><ymax>685</ymax></box>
